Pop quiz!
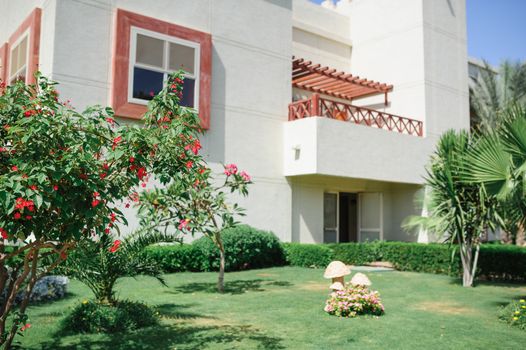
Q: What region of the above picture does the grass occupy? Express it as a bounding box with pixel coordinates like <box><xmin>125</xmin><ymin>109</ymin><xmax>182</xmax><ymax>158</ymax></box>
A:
<box><xmin>16</xmin><ymin>267</ymin><xmax>526</xmax><ymax>349</ymax></box>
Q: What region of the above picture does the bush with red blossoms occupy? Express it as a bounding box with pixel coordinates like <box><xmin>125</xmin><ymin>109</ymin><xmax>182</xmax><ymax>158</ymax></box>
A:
<box><xmin>139</xmin><ymin>161</ymin><xmax>252</xmax><ymax>293</ymax></box>
<box><xmin>0</xmin><ymin>70</ymin><xmax>201</xmax><ymax>347</ymax></box>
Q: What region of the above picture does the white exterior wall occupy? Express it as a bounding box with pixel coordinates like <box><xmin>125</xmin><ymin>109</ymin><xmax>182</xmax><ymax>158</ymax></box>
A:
<box><xmin>0</xmin><ymin>0</ymin><xmax>469</xmax><ymax>243</ymax></box>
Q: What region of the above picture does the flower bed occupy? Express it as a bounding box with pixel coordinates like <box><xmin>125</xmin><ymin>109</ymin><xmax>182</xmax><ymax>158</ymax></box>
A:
<box><xmin>324</xmin><ymin>284</ymin><xmax>385</xmax><ymax>318</ymax></box>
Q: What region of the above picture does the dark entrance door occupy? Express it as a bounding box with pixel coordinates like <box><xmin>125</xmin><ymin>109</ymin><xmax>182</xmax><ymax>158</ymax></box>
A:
<box><xmin>339</xmin><ymin>193</ymin><xmax>358</xmax><ymax>242</ymax></box>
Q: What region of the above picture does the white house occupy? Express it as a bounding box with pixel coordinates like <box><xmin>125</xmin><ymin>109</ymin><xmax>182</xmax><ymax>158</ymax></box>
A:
<box><xmin>0</xmin><ymin>0</ymin><xmax>469</xmax><ymax>243</ymax></box>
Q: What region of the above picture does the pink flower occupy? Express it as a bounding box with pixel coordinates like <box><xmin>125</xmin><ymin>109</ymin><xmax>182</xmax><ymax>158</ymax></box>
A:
<box><xmin>240</xmin><ymin>171</ymin><xmax>251</xmax><ymax>182</ymax></box>
<box><xmin>178</xmin><ymin>219</ymin><xmax>190</xmax><ymax>231</ymax></box>
<box><xmin>224</xmin><ymin>163</ymin><xmax>238</xmax><ymax>176</ymax></box>
<box><xmin>20</xmin><ymin>323</ymin><xmax>31</xmax><ymax>332</ymax></box>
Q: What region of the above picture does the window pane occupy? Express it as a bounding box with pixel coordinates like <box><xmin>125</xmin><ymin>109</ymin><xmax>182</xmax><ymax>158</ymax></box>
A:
<box><xmin>360</xmin><ymin>230</ymin><xmax>380</xmax><ymax>242</ymax></box>
<box><xmin>10</xmin><ymin>68</ymin><xmax>26</xmax><ymax>84</ymax></box>
<box><xmin>169</xmin><ymin>42</ymin><xmax>195</xmax><ymax>74</ymax></box>
<box><xmin>135</xmin><ymin>34</ymin><xmax>164</xmax><ymax>68</ymax></box>
<box><xmin>9</xmin><ymin>45</ymin><xmax>19</xmax><ymax>76</ymax></box>
<box><xmin>132</xmin><ymin>67</ymin><xmax>163</xmax><ymax>101</ymax></box>
<box><xmin>10</xmin><ymin>36</ymin><xmax>28</xmax><ymax>77</ymax></box>
<box><xmin>180</xmin><ymin>78</ymin><xmax>195</xmax><ymax>107</ymax></box>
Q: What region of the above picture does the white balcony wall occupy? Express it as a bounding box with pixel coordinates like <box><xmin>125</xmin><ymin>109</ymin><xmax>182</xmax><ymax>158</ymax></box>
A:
<box><xmin>284</xmin><ymin>117</ymin><xmax>436</xmax><ymax>184</ymax></box>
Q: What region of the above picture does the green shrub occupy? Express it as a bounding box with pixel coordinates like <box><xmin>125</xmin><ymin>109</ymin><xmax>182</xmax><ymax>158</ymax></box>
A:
<box><xmin>329</xmin><ymin>242</ymin><xmax>378</xmax><ymax>266</ymax></box>
<box><xmin>378</xmin><ymin>242</ymin><xmax>461</xmax><ymax>275</ymax></box>
<box><xmin>283</xmin><ymin>243</ymin><xmax>333</xmax><ymax>268</ymax></box>
<box><xmin>478</xmin><ymin>245</ymin><xmax>526</xmax><ymax>281</ymax></box>
<box><xmin>498</xmin><ymin>299</ymin><xmax>526</xmax><ymax>330</ymax></box>
<box><xmin>192</xmin><ymin>225</ymin><xmax>286</xmax><ymax>271</ymax></box>
<box><xmin>62</xmin><ymin>300</ymin><xmax>158</xmax><ymax>333</ymax></box>
<box><xmin>144</xmin><ymin>244</ymin><xmax>201</xmax><ymax>273</ymax></box>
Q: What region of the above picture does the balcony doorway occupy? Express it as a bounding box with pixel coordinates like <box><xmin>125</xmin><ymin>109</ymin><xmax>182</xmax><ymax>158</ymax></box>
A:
<box><xmin>323</xmin><ymin>192</ymin><xmax>358</xmax><ymax>243</ymax></box>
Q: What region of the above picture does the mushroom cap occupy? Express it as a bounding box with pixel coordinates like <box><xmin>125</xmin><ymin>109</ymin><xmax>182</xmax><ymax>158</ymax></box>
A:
<box><xmin>323</xmin><ymin>261</ymin><xmax>351</xmax><ymax>279</ymax></box>
<box><xmin>329</xmin><ymin>282</ymin><xmax>345</xmax><ymax>290</ymax></box>
<box><xmin>350</xmin><ymin>272</ymin><xmax>372</xmax><ymax>286</ymax></box>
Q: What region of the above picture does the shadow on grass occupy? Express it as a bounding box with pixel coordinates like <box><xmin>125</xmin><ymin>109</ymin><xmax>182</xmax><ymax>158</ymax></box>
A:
<box><xmin>448</xmin><ymin>278</ymin><xmax>526</xmax><ymax>288</ymax></box>
<box><xmin>169</xmin><ymin>279</ymin><xmax>293</xmax><ymax>295</ymax></box>
<box><xmin>28</xmin><ymin>322</ymin><xmax>285</xmax><ymax>350</ymax></box>
<box><xmin>155</xmin><ymin>303</ymin><xmax>215</xmax><ymax>320</ymax></box>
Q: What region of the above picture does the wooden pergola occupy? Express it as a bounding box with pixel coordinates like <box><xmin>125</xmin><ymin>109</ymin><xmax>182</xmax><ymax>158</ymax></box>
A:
<box><xmin>292</xmin><ymin>57</ymin><xmax>393</xmax><ymax>104</ymax></box>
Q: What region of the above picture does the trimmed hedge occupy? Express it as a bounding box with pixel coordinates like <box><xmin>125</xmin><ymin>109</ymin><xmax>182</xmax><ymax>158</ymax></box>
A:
<box><xmin>282</xmin><ymin>243</ymin><xmax>333</xmax><ymax>268</ymax></box>
<box><xmin>144</xmin><ymin>244</ymin><xmax>200</xmax><ymax>273</ymax></box>
<box><xmin>144</xmin><ymin>225</ymin><xmax>526</xmax><ymax>282</ymax></box>
<box><xmin>145</xmin><ymin>225</ymin><xmax>285</xmax><ymax>273</ymax></box>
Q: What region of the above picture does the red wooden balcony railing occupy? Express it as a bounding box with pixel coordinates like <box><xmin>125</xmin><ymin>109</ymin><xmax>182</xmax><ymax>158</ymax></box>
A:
<box><xmin>288</xmin><ymin>94</ymin><xmax>423</xmax><ymax>137</ymax></box>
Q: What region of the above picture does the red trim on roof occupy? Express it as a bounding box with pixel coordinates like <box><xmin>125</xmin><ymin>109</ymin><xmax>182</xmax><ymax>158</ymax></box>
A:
<box><xmin>292</xmin><ymin>57</ymin><xmax>393</xmax><ymax>101</ymax></box>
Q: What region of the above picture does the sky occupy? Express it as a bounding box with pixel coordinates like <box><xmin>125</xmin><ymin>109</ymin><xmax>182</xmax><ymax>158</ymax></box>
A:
<box><xmin>309</xmin><ymin>0</ymin><xmax>526</xmax><ymax>66</ymax></box>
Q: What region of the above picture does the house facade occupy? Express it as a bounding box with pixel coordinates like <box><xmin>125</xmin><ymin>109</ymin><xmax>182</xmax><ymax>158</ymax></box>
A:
<box><xmin>0</xmin><ymin>0</ymin><xmax>469</xmax><ymax>243</ymax></box>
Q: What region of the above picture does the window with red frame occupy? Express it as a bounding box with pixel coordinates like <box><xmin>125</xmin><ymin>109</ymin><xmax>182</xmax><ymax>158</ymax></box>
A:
<box><xmin>129</xmin><ymin>28</ymin><xmax>199</xmax><ymax>108</ymax></box>
<box><xmin>112</xmin><ymin>10</ymin><xmax>211</xmax><ymax>129</ymax></box>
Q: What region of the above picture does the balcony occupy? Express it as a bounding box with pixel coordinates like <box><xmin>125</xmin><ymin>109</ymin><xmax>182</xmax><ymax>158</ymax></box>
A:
<box><xmin>288</xmin><ymin>94</ymin><xmax>423</xmax><ymax>137</ymax></box>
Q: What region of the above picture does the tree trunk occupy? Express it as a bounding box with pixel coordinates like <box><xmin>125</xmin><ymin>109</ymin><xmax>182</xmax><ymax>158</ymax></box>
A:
<box><xmin>217</xmin><ymin>245</ymin><xmax>225</xmax><ymax>293</ymax></box>
<box><xmin>459</xmin><ymin>240</ymin><xmax>479</xmax><ymax>287</ymax></box>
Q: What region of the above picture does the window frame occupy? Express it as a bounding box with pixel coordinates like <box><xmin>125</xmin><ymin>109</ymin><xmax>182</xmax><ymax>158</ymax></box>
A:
<box><xmin>8</xmin><ymin>30</ymin><xmax>30</xmax><ymax>84</ymax></box>
<box><xmin>0</xmin><ymin>43</ymin><xmax>7</xmax><ymax>83</ymax></box>
<box><xmin>111</xmin><ymin>9</ymin><xmax>212</xmax><ymax>129</ymax></box>
<box><xmin>128</xmin><ymin>26</ymin><xmax>201</xmax><ymax>109</ymax></box>
<box><xmin>6</xmin><ymin>8</ymin><xmax>41</xmax><ymax>85</ymax></box>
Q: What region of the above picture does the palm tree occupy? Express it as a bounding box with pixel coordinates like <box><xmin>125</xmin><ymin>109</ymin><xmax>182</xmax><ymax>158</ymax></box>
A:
<box><xmin>404</xmin><ymin>130</ymin><xmax>502</xmax><ymax>287</ymax></box>
<box><xmin>58</xmin><ymin>231</ymin><xmax>180</xmax><ymax>305</ymax></box>
<box><xmin>470</xmin><ymin>60</ymin><xmax>526</xmax><ymax>131</ymax></box>
<box><xmin>463</xmin><ymin>106</ymin><xmax>526</xmax><ymax>244</ymax></box>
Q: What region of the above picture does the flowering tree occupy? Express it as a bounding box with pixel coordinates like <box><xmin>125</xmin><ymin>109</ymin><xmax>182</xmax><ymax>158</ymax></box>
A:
<box><xmin>139</xmin><ymin>163</ymin><xmax>252</xmax><ymax>293</ymax></box>
<box><xmin>0</xmin><ymin>71</ymin><xmax>200</xmax><ymax>348</ymax></box>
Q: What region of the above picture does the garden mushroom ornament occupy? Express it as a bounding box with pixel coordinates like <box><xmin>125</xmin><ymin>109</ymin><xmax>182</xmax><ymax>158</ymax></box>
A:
<box><xmin>324</xmin><ymin>261</ymin><xmax>351</xmax><ymax>290</ymax></box>
<box><xmin>350</xmin><ymin>272</ymin><xmax>372</xmax><ymax>287</ymax></box>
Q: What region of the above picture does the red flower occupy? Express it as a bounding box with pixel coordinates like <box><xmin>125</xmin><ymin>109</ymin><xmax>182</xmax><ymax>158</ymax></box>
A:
<box><xmin>103</xmin><ymin>163</ymin><xmax>110</xmax><ymax>170</ymax></box>
<box><xmin>141</xmin><ymin>182</ymin><xmax>146</xmax><ymax>188</ymax></box>
<box><xmin>185</xmin><ymin>161</ymin><xmax>193</xmax><ymax>169</ymax></box>
<box><xmin>20</xmin><ymin>323</ymin><xmax>31</xmax><ymax>332</ymax></box>
<box><xmin>91</xmin><ymin>199</ymin><xmax>100</xmax><ymax>208</ymax></box>
<box><xmin>25</xmin><ymin>215</ymin><xmax>32</xmax><ymax>220</ymax></box>
<box><xmin>106</xmin><ymin>117</ymin><xmax>115</xmax><ymax>125</ymax></box>
<box><xmin>99</xmin><ymin>172</ymin><xmax>107</xmax><ymax>179</ymax></box>
<box><xmin>24</xmin><ymin>110</ymin><xmax>32</xmax><ymax>117</ymax></box>
<box><xmin>109</xmin><ymin>240</ymin><xmax>121</xmax><ymax>253</ymax></box>
<box><xmin>125</xmin><ymin>203</ymin><xmax>130</xmax><ymax>208</ymax></box>
<box><xmin>198</xmin><ymin>167</ymin><xmax>206</xmax><ymax>175</ymax></box>
<box><xmin>53</xmin><ymin>185</ymin><xmax>59</xmax><ymax>191</ymax></box>
<box><xmin>93</xmin><ymin>192</ymin><xmax>100</xmax><ymax>197</ymax></box>
<box><xmin>112</xmin><ymin>136</ymin><xmax>122</xmax><ymax>150</ymax></box>
<box><xmin>110</xmin><ymin>213</ymin><xmax>116</xmax><ymax>222</ymax></box>
<box><xmin>0</xmin><ymin>228</ymin><xmax>8</xmax><ymax>239</ymax></box>
<box><xmin>129</xmin><ymin>157</ymin><xmax>135</xmax><ymax>163</ymax></box>
<box><xmin>29</xmin><ymin>185</ymin><xmax>38</xmax><ymax>191</ymax></box>
<box><xmin>14</xmin><ymin>212</ymin><xmax>21</xmax><ymax>220</ymax></box>
<box><xmin>104</xmin><ymin>228</ymin><xmax>110</xmax><ymax>234</ymax></box>
<box><xmin>11</xmin><ymin>165</ymin><xmax>18</xmax><ymax>171</ymax></box>
<box><xmin>137</xmin><ymin>167</ymin><xmax>147</xmax><ymax>181</ymax></box>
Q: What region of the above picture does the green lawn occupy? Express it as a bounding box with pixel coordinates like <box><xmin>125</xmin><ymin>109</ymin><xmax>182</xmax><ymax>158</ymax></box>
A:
<box><xmin>18</xmin><ymin>267</ymin><xmax>525</xmax><ymax>349</ymax></box>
